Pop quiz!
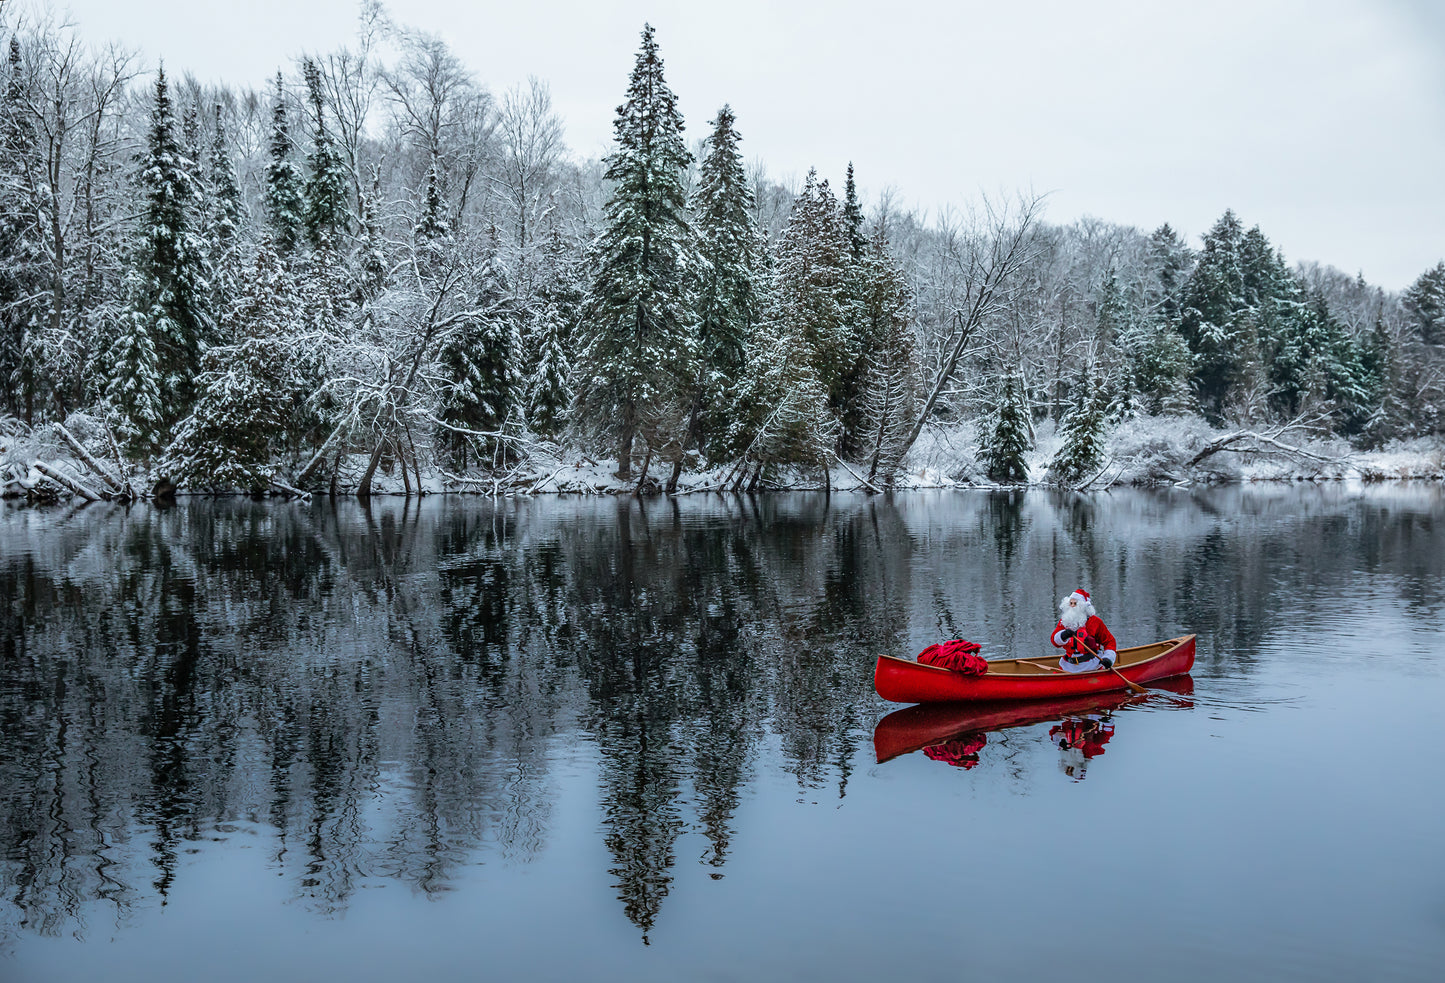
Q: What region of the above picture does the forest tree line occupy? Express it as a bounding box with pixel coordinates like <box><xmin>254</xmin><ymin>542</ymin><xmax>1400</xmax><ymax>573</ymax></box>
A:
<box><xmin>1</xmin><ymin>8</ymin><xmax>1442</xmax><ymax>494</ymax></box>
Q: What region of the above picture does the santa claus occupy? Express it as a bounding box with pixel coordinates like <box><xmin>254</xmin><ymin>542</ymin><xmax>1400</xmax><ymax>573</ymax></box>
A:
<box><xmin>1051</xmin><ymin>589</ymin><xmax>1118</xmax><ymax>673</ymax></box>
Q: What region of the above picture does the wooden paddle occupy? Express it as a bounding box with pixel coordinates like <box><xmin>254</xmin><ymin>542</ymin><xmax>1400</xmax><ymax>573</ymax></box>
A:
<box><xmin>1070</xmin><ymin>634</ymin><xmax>1148</xmax><ymax>695</ymax></box>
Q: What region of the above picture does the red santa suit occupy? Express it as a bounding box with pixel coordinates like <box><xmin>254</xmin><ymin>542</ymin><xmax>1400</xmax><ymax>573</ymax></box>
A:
<box><xmin>1051</xmin><ymin>589</ymin><xmax>1118</xmax><ymax>673</ymax></box>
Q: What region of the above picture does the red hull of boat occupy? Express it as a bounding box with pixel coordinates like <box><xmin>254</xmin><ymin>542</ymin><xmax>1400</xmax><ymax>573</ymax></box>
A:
<box><xmin>874</xmin><ymin>635</ymin><xmax>1196</xmax><ymax>704</ymax></box>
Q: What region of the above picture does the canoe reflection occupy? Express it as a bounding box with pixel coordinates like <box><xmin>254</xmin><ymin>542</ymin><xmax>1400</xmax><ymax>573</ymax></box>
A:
<box><xmin>872</xmin><ymin>675</ymin><xmax>1194</xmax><ymax>768</ymax></box>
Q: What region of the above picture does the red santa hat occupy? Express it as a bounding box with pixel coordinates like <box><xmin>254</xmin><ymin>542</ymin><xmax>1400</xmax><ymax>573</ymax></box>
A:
<box><xmin>1068</xmin><ymin>589</ymin><xmax>1090</xmax><ymax>603</ymax></box>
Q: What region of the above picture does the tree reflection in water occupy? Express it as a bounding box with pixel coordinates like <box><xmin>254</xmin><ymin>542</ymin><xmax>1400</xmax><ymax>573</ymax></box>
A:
<box><xmin>1</xmin><ymin>486</ymin><xmax>1441</xmax><ymax>944</ymax></box>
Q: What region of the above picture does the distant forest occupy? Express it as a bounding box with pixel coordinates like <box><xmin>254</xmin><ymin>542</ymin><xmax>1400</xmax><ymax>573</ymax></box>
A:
<box><xmin>2</xmin><ymin>7</ymin><xmax>1443</xmax><ymax>494</ymax></box>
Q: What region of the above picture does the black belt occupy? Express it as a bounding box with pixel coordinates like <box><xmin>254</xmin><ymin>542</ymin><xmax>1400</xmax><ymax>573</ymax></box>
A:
<box><xmin>1061</xmin><ymin>653</ymin><xmax>1094</xmax><ymax>665</ymax></box>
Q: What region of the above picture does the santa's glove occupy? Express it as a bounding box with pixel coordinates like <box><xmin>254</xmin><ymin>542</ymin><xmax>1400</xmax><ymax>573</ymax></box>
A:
<box><xmin>1099</xmin><ymin>650</ymin><xmax>1117</xmax><ymax>667</ymax></box>
<box><xmin>1058</xmin><ymin>628</ymin><xmax>1075</xmax><ymax>641</ymax></box>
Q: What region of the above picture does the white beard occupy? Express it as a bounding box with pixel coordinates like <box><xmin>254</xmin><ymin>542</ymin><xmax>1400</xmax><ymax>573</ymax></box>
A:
<box><xmin>1059</xmin><ymin>601</ymin><xmax>1092</xmax><ymax>630</ymax></box>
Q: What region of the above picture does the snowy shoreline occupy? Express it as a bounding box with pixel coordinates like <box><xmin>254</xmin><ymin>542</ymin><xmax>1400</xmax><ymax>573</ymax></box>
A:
<box><xmin>4</xmin><ymin>417</ymin><xmax>1441</xmax><ymax>504</ymax></box>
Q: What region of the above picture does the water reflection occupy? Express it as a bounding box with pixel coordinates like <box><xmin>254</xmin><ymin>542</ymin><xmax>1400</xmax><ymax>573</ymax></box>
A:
<box><xmin>872</xmin><ymin>676</ymin><xmax>1195</xmax><ymax>772</ymax></box>
<box><xmin>1</xmin><ymin>485</ymin><xmax>1441</xmax><ymax>949</ymax></box>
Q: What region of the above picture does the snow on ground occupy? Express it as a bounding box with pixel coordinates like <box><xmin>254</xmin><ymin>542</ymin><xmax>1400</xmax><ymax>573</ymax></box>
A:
<box><xmin>2</xmin><ymin>413</ymin><xmax>1442</xmax><ymax>503</ymax></box>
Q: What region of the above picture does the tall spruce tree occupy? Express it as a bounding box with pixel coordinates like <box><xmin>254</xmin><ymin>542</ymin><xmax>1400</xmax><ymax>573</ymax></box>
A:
<box><xmin>110</xmin><ymin>65</ymin><xmax>210</xmax><ymax>451</ymax></box>
<box><xmin>1180</xmin><ymin>210</ymin><xmax>1250</xmax><ymax>420</ymax></box>
<box><xmin>0</xmin><ymin>36</ymin><xmax>44</xmax><ymax>421</ymax></box>
<box><xmin>202</xmin><ymin>103</ymin><xmax>246</xmax><ymax>336</ymax></box>
<box><xmin>1403</xmin><ymin>262</ymin><xmax>1445</xmax><ymax>345</ymax></box>
<box><xmin>572</xmin><ymin>24</ymin><xmax>697</xmax><ymax>478</ymax></box>
<box><xmin>978</xmin><ymin>371</ymin><xmax>1032</xmax><ymax>482</ymax></box>
<box><xmin>435</xmin><ymin>253</ymin><xmax>521</xmax><ymax>469</ymax></box>
<box><xmin>841</xmin><ymin>162</ymin><xmax>866</xmax><ymax>261</ymax></box>
<box><xmin>728</xmin><ymin>170</ymin><xmax>848</xmax><ymax>475</ymax></box>
<box><xmin>855</xmin><ymin>226</ymin><xmax>918</xmax><ymax>482</ymax></box>
<box><xmin>691</xmin><ymin>104</ymin><xmax>761</xmax><ymax>460</ymax></box>
<box><xmin>1047</xmin><ymin>364</ymin><xmax>1110</xmax><ymax>485</ymax></box>
<box><xmin>265</xmin><ymin>72</ymin><xmax>305</xmax><ymax>254</ymax></box>
<box><xmin>766</xmin><ymin>170</ymin><xmax>850</xmax><ymax>422</ymax></box>
<box><xmin>302</xmin><ymin>58</ymin><xmax>350</xmax><ymax>249</ymax></box>
<box><xmin>167</xmin><ymin>238</ymin><xmax>315</xmax><ymax>489</ymax></box>
<box><xmin>1146</xmin><ymin>223</ymin><xmax>1189</xmax><ymax>325</ymax></box>
<box><xmin>526</xmin><ymin>299</ymin><xmax>571</xmax><ymax>438</ymax></box>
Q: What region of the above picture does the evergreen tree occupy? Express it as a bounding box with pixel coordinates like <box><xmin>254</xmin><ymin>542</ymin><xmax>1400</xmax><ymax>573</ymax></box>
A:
<box><xmin>766</xmin><ymin>170</ymin><xmax>851</xmax><ymax>423</ymax></box>
<box><xmin>351</xmin><ymin>171</ymin><xmax>389</xmax><ymax>305</ymax></box>
<box><xmin>1047</xmin><ymin>364</ymin><xmax>1110</xmax><ymax>485</ymax></box>
<box><xmin>523</xmin><ymin>226</ymin><xmax>583</xmax><ymax>438</ymax></box>
<box><xmin>202</xmin><ymin>103</ymin><xmax>246</xmax><ymax>337</ymax></box>
<box><xmin>855</xmin><ymin>226</ymin><xmax>918</xmax><ymax>482</ymax></box>
<box><xmin>730</xmin><ymin>309</ymin><xmax>838</xmax><ymax>481</ymax></box>
<box><xmin>1119</xmin><ymin>315</ymin><xmax>1193</xmax><ymax>415</ymax></box>
<box><xmin>977</xmin><ymin>371</ymin><xmax>1032</xmax><ymax>482</ymax></box>
<box><xmin>265</xmin><ymin>72</ymin><xmax>305</xmax><ymax>254</ymax></box>
<box><xmin>1179</xmin><ymin>210</ymin><xmax>1250</xmax><ymax>420</ymax></box>
<box><xmin>1146</xmin><ymin>223</ymin><xmax>1189</xmax><ymax>325</ymax></box>
<box><xmin>111</xmin><ymin>65</ymin><xmax>210</xmax><ymax>451</ymax></box>
<box><xmin>167</xmin><ymin>239</ymin><xmax>317</xmax><ymax>489</ymax></box>
<box><xmin>841</xmin><ymin>161</ymin><xmax>866</xmax><ymax>261</ymax></box>
<box><xmin>572</xmin><ymin>24</ymin><xmax>697</xmax><ymax>478</ymax></box>
<box><xmin>1095</xmin><ymin>267</ymin><xmax>1130</xmax><ymax>344</ymax></box>
<box><xmin>526</xmin><ymin>300</ymin><xmax>571</xmax><ymax>438</ymax></box>
<box><xmin>1403</xmin><ymin>262</ymin><xmax>1445</xmax><ymax>345</ymax></box>
<box><xmin>414</xmin><ymin>153</ymin><xmax>449</xmax><ymax>244</ymax></box>
<box><xmin>691</xmin><ymin>104</ymin><xmax>761</xmax><ymax>459</ymax></box>
<box><xmin>0</xmin><ymin>36</ymin><xmax>44</xmax><ymax>421</ymax></box>
<box><xmin>435</xmin><ymin>254</ymin><xmax>522</xmax><ymax>469</ymax></box>
<box><xmin>302</xmin><ymin>58</ymin><xmax>350</xmax><ymax>249</ymax></box>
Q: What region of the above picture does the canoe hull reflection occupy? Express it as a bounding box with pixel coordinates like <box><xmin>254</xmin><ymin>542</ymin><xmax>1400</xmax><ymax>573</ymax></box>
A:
<box><xmin>872</xmin><ymin>675</ymin><xmax>1195</xmax><ymax>763</ymax></box>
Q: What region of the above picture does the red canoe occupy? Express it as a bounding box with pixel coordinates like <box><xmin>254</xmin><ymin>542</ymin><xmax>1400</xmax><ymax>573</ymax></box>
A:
<box><xmin>873</xmin><ymin>675</ymin><xmax>1195</xmax><ymax>763</ymax></box>
<box><xmin>874</xmin><ymin>635</ymin><xmax>1196</xmax><ymax>704</ymax></box>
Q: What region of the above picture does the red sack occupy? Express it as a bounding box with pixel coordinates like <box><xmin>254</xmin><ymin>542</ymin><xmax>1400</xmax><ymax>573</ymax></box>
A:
<box><xmin>917</xmin><ymin>639</ymin><xmax>987</xmax><ymax>675</ymax></box>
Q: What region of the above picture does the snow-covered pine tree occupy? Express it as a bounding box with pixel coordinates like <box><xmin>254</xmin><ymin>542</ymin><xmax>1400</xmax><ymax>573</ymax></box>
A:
<box><xmin>841</xmin><ymin>162</ymin><xmax>866</xmax><ymax>261</ymax></box>
<box><xmin>202</xmin><ymin>103</ymin><xmax>247</xmax><ymax>341</ymax></box>
<box><xmin>265</xmin><ymin>72</ymin><xmax>305</xmax><ymax>255</ymax></box>
<box><xmin>167</xmin><ymin>238</ymin><xmax>315</xmax><ymax>489</ymax></box>
<box><xmin>854</xmin><ymin>226</ymin><xmax>919</xmax><ymax>483</ymax></box>
<box><xmin>1146</xmin><ymin>223</ymin><xmax>1190</xmax><ymax>326</ymax></box>
<box><xmin>523</xmin><ymin>226</ymin><xmax>582</xmax><ymax>437</ymax></box>
<box><xmin>572</xmin><ymin>24</ymin><xmax>697</xmax><ymax>478</ymax></box>
<box><xmin>1120</xmin><ymin>314</ymin><xmax>1193</xmax><ymax>416</ymax></box>
<box><xmin>0</xmin><ymin>36</ymin><xmax>44</xmax><ymax>421</ymax></box>
<box><xmin>302</xmin><ymin>58</ymin><xmax>350</xmax><ymax>249</ymax></box>
<box><xmin>435</xmin><ymin>252</ymin><xmax>522</xmax><ymax>470</ymax></box>
<box><xmin>1095</xmin><ymin>267</ymin><xmax>1130</xmax><ymax>345</ymax></box>
<box><xmin>764</xmin><ymin>170</ymin><xmax>851</xmax><ymax>427</ymax></box>
<box><xmin>111</xmin><ymin>64</ymin><xmax>210</xmax><ymax>452</ymax></box>
<box><xmin>1180</xmin><ymin>210</ymin><xmax>1251</xmax><ymax>421</ymax></box>
<box><xmin>205</xmin><ymin>104</ymin><xmax>244</xmax><ymax>248</ymax></box>
<box><xmin>726</xmin><ymin>169</ymin><xmax>852</xmax><ymax>478</ymax></box>
<box><xmin>351</xmin><ymin>168</ymin><xmax>389</xmax><ymax>305</ymax></box>
<box><xmin>1403</xmin><ymin>262</ymin><xmax>1445</xmax><ymax>346</ymax></box>
<box><xmin>729</xmin><ymin>308</ymin><xmax>839</xmax><ymax>485</ymax></box>
<box><xmin>416</xmin><ymin>153</ymin><xmax>448</xmax><ymax>244</ymax></box>
<box><xmin>836</xmin><ymin>164</ymin><xmax>887</xmax><ymax>460</ymax></box>
<box><xmin>1046</xmin><ymin>364</ymin><xmax>1110</xmax><ymax>485</ymax></box>
<box><xmin>690</xmin><ymin>104</ymin><xmax>761</xmax><ymax>460</ymax></box>
<box><xmin>977</xmin><ymin>371</ymin><xmax>1032</xmax><ymax>483</ymax></box>
<box><xmin>526</xmin><ymin>299</ymin><xmax>571</xmax><ymax>438</ymax></box>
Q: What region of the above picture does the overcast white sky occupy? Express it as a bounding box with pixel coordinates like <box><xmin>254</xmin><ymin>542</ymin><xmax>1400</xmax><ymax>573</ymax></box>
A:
<box><xmin>28</xmin><ymin>0</ymin><xmax>1445</xmax><ymax>290</ymax></box>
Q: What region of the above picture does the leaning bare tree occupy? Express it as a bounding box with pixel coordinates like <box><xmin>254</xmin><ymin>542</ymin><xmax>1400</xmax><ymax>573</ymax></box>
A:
<box><xmin>894</xmin><ymin>191</ymin><xmax>1046</xmax><ymax>463</ymax></box>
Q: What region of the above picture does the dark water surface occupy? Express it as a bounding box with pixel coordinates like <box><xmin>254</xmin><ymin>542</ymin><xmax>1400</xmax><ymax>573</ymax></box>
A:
<box><xmin>2</xmin><ymin>487</ymin><xmax>1442</xmax><ymax>982</ymax></box>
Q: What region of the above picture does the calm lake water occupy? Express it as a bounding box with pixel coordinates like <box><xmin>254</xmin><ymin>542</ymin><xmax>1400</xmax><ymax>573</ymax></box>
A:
<box><xmin>2</xmin><ymin>487</ymin><xmax>1442</xmax><ymax>982</ymax></box>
